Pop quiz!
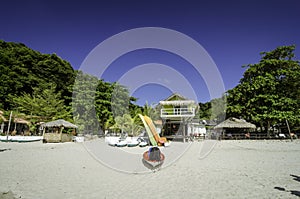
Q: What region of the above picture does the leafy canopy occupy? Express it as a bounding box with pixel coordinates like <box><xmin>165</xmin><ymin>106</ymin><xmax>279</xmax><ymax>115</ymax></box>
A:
<box><xmin>226</xmin><ymin>45</ymin><xmax>300</xmax><ymax>134</ymax></box>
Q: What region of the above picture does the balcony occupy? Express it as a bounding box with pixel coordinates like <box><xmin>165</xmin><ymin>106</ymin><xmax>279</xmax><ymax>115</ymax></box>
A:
<box><xmin>160</xmin><ymin>107</ymin><xmax>195</xmax><ymax>118</ymax></box>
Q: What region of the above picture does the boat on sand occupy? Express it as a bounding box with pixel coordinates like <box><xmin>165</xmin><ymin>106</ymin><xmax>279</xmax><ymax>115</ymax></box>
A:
<box><xmin>142</xmin><ymin>147</ymin><xmax>165</xmax><ymax>169</ymax></box>
<box><xmin>116</xmin><ymin>140</ymin><xmax>127</xmax><ymax>147</ymax></box>
<box><xmin>106</xmin><ymin>136</ymin><xmax>146</xmax><ymax>147</ymax></box>
<box><xmin>0</xmin><ymin>136</ymin><xmax>43</xmax><ymax>143</ymax></box>
<box><xmin>126</xmin><ymin>139</ymin><xmax>139</xmax><ymax>147</ymax></box>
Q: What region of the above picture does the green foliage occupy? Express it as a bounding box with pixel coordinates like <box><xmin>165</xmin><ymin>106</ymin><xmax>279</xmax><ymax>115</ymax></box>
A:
<box><xmin>12</xmin><ymin>84</ymin><xmax>71</xmax><ymax>133</ymax></box>
<box><xmin>72</xmin><ymin>71</ymin><xmax>138</xmax><ymax>134</ymax></box>
<box><xmin>197</xmin><ymin>96</ymin><xmax>226</xmax><ymax>122</ymax></box>
<box><xmin>198</xmin><ymin>101</ymin><xmax>212</xmax><ymax>120</ymax></box>
<box><xmin>95</xmin><ymin>79</ymin><xmax>114</xmax><ymax>131</ymax></box>
<box><xmin>227</xmin><ymin>45</ymin><xmax>300</xmax><ymax>135</ymax></box>
<box><xmin>113</xmin><ymin>114</ymin><xmax>143</xmax><ymax>136</ymax></box>
<box><xmin>141</xmin><ymin>102</ymin><xmax>160</xmax><ymax>121</ymax></box>
<box><xmin>111</xmin><ymin>83</ymin><xmax>131</xmax><ymax>117</ymax></box>
<box><xmin>72</xmin><ymin>71</ymin><xmax>100</xmax><ymax>134</ymax></box>
<box><xmin>0</xmin><ymin>40</ymin><xmax>146</xmax><ymax>135</ymax></box>
<box><xmin>0</xmin><ymin>40</ymin><xmax>75</xmax><ymax>110</ymax></box>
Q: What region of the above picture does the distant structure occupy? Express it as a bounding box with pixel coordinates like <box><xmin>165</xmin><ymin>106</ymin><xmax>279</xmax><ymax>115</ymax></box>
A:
<box><xmin>159</xmin><ymin>93</ymin><xmax>205</xmax><ymax>141</ymax></box>
<box><xmin>41</xmin><ymin>119</ymin><xmax>77</xmax><ymax>143</ymax></box>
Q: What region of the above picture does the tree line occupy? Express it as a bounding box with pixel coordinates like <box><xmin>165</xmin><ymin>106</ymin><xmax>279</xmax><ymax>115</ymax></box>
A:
<box><xmin>1</xmin><ymin>40</ymin><xmax>299</xmax><ymax>136</ymax></box>
<box><xmin>198</xmin><ymin>45</ymin><xmax>300</xmax><ymax>136</ymax></box>
<box><xmin>0</xmin><ymin>40</ymin><xmax>151</xmax><ymax>135</ymax></box>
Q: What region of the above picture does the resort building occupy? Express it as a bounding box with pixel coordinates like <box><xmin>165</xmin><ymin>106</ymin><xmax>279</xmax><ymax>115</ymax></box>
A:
<box><xmin>159</xmin><ymin>93</ymin><xmax>205</xmax><ymax>141</ymax></box>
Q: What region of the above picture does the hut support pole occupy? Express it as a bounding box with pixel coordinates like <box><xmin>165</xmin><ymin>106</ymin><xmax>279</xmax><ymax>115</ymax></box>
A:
<box><xmin>285</xmin><ymin>119</ymin><xmax>292</xmax><ymax>142</ymax></box>
<box><xmin>42</xmin><ymin>127</ymin><xmax>46</xmax><ymax>143</ymax></box>
<box><xmin>6</xmin><ymin>111</ymin><xmax>12</xmax><ymax>141</ymax></box>
<box><xmin>60</xmin><ymin>127</ymin><xmax>64</xmax><ymax>142</ymax></box>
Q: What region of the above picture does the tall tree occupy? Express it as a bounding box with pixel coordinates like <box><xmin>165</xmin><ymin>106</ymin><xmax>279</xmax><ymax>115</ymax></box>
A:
<box><xmin>72</xmin><ymin>71</ymin><xmax>100</xmax><ymax>134</ymax></box>
<box><xmin>227</xmin><ymin>45</ymin><xmax>300</xmax><ymax>136</ymax></box>
<box><xmin>198</xmin><ymin>101</ymin><xmax>212</xmax><ymax>120</ymax></box>
<box><xmin>13</xmin><ymin>84</ymin><xmax>71</xmax><ymax>122</ymax></box>
<box><xmin>141</xmin><ymin>102</ymin><xmax>160</xmax><ymax>121</ymax></box>
<box><xmin>94</xmin><ymin>79</ymin><xmax>114</xmax><ymax>132</ymax></box>
<box><xmin>72</xmin><ymin>72</ymin><xmax>135</xmax><ymax>134</ymax></box>
<box><xmin>197</xmin><ymin>96</ymin><xmax>226</xmax><ymax>123</ymax></box>
<box><xmin>111</xmin><ymin>83</ymin><xmax>131</xmax><ymax>118</ymax></box>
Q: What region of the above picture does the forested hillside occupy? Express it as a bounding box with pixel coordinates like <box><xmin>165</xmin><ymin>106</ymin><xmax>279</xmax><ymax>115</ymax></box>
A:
<box><xmin>0</xmin><ymin>40</ymin><xmax>75</xmax><ymax>110</ymax></box>
<box><xmin>0</xmin><ymin>40</ymin><xmax>143</xmax><ymax>134</ymax></box>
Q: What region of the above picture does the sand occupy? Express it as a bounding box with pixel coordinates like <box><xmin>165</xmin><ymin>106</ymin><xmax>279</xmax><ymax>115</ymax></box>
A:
<box><xmin>0</xmin><ymin>139</ymin><xmax>300</xmax><ymax>199</ymax></box>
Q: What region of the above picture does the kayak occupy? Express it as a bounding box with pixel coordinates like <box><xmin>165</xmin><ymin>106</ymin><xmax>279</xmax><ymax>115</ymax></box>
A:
<box><xmin>127</xmin><ymin>139</ymin><xmax>139</xmax><ymax>147</ymax></box>
<box><xmin>116</xmin><ymin>140</ymin><xmax>127</xmax><ymax>147</ymax></box>
<box><xmin>139</xmin><ymin>141</ymin><xmax>148</xmax><ymax>147</ymax></box>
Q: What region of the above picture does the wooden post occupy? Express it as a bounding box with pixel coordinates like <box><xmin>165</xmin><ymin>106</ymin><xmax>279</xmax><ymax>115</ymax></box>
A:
<box><xmin>42</xmin><ymin>127</ymin><xmax>46</xmax><ymax>143</ymax></box>
<box><xmin>60</xmin><ymin>126</ymin><xmax>64</xmax><ymax>142</ymax></box>
<box><xmin>286</xmin><ymin>119</ymin><xmax>292</xmax><ymax>142</ymax></box>
<box><xmin>6</xmin><ymin>111</ymin><xmax>12</xmax><ymax>141</ymax></box>
<box><xmin>182</xmin><ymin>119</ymin><xmax>186</xmax><ymax>143</ymax></box>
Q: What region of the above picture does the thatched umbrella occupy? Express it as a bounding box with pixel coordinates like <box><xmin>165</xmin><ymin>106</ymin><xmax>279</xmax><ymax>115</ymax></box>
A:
<box><xmin>41</xmin><ymin>119</ymin><xmax>77</xmax><ymax>143</ymax></box>
<box><xmin>41</xmin><ymin>119</ymin><xmax>77</xmax><ymax>128</ymax></box>
<box><xmin>214</xmin><ymin>117</ymin><xmax>256</xmax><ymax>129</ymax></box>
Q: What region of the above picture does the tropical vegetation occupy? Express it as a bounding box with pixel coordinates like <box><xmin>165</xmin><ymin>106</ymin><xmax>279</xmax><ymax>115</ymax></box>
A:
<box><xmin>0</xmin><ymin>40</ymin><xmax>150</xmax><ymax>135</ymax></box>
<box><xmin>1</xmin><ymin>40</ymin><xmax>299</xmax><ymax>136</ymax></box>
<box><xmin>226</xmin><ymin>45</ymin><xmax>300</xmax><ymax>136</ymax></box>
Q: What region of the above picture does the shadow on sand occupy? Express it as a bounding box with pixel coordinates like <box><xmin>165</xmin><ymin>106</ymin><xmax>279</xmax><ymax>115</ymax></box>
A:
<box><xmin>0</xmin><ymin>191</ymin><xmax>17</xmax><ymax>199</ymax></box>
<box><xmin>274</xmin><ymin>174</ymin><xmax>300</xmax><ymax>197</ymax></box>
<box><xmin>142</xmin><ymin>158</ymin><xmax>164</xmax><ymax>172</ymax></box>
<box><xmin>0</xmin><ymin>148</ymin><xmax>11</xmax><ymax>152</ymax></box>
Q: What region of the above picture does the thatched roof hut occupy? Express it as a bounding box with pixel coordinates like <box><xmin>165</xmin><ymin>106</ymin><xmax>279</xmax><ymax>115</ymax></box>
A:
<box><xmin>214</xmin><ymin>117</ymin><xmax>256</xmax><ymax>129</ymax></box>
<box><xmin>41</xmin><ymin>119</ymin><xmax>77</xmax><ymax>143</ymax></box>
<box><xmin>41</xmin><ymin>119</ymin><xmax>77</xmax><ymax>128</ymax></box>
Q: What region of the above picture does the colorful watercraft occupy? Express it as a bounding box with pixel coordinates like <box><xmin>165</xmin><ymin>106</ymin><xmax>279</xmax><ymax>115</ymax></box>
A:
<box><xmin>138</xmin><ymin>114</ymin><xmax>158</xmax><ymax>146</ymax></box>
<box><xmin>142</xmin><ymin>147</ymin><xmax>165</xmax><ymax>169</ymax></box>
<box><xmin>143</xmin><ymin>115</ymin><xmax>170</xmax><ymax>146</ymax></box>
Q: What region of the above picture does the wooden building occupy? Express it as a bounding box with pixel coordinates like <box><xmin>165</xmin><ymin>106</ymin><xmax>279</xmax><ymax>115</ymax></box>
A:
<box><xmin>159</xmin><ymin>93</ymin><xmax>199</xmax><ymax>142</ymax></box>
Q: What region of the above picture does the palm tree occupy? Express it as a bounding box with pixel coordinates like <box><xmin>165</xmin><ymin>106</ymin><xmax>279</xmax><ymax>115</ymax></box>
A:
<box><xmin>114</xmin><ymin>114</ymin><xmax>143</xmax><ymax>137</ymax></box>
<box><xmin>142</xmin><ymin>102</ymin><xmax>160</xmax><ymax>121</ymax></box>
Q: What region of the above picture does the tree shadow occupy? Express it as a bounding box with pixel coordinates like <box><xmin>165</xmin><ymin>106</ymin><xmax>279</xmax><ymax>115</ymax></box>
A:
<box><xmin>0</xmin><ymin>148</ymin><xmax>11</xmax><ymax>152</ymax></box>
<box><xmin>274</xmin><ymin>174</ymin><xmax>300</xmax><ymax>197</ymax></box>
<box><xmin>290</xmin><ymin>174</ymin><xmax>300</xmax><ymax>183</ymax></box>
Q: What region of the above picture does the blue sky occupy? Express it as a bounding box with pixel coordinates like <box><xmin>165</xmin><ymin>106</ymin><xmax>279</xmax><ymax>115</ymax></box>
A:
<box><xmin>1</xmin><ymin>0</ymin><xmax>300</xmax><ymax>106</ymax></box>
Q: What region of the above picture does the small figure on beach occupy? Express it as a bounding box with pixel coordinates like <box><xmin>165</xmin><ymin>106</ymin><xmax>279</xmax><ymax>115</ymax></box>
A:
<box><xmin>148</xmin><ymin>147</ymin><xmax>161</xmax><ymax>161</ymax></box>
<box><xmin>245</xmin><ymin>132</ymin><xmax>250</xmax><ymax>139</ymax></box>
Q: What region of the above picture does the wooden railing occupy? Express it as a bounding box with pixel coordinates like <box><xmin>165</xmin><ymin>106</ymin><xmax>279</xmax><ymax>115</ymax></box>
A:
<box><xmin>160</xmin><ymin>107</ymin><xmax>195</xmax><ymax>118</ymax></box>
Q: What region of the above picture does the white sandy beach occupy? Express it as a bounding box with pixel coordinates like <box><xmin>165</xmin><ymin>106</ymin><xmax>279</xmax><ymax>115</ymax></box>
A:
<box><xmin>0</xmin><ymin>139</ymin><xmax>300</xmax><ymax>199</ymax></box>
